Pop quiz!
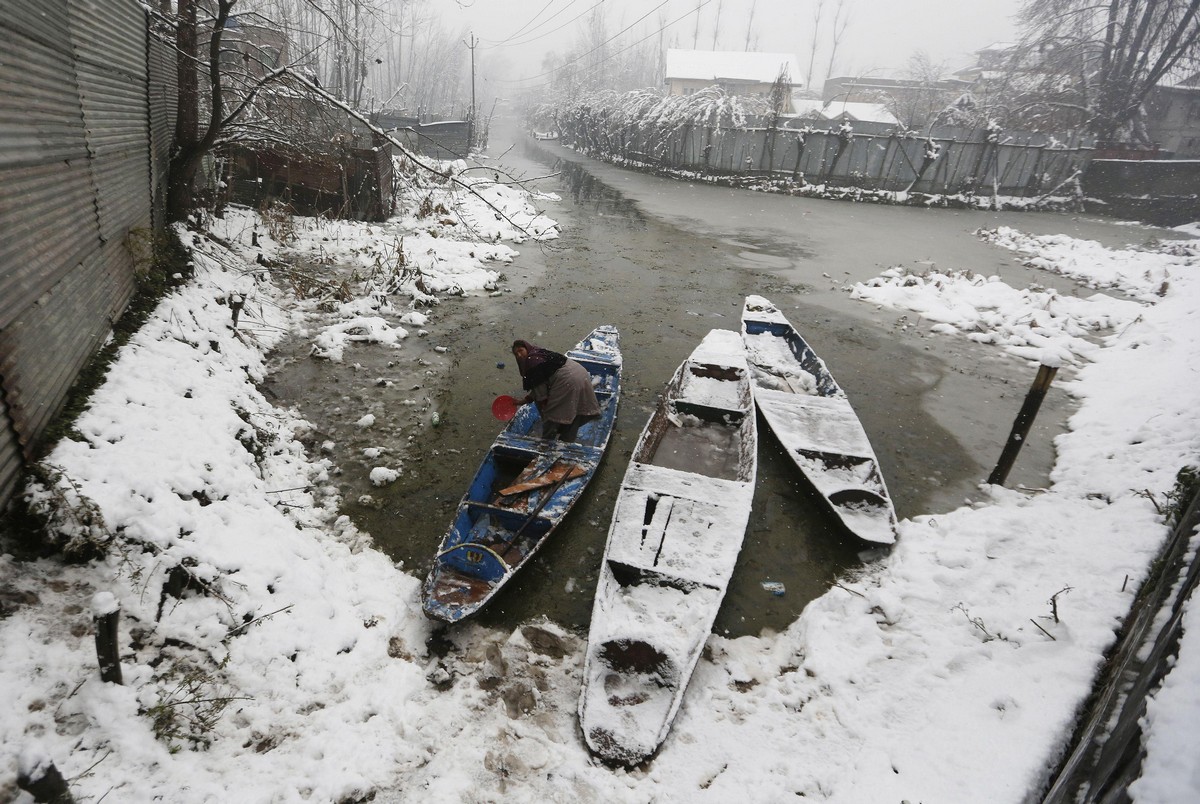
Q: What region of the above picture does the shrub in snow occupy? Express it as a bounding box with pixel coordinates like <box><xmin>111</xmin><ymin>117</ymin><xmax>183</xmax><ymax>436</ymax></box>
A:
<box><xmin>22</xmin><ymin>463</ymin><xmax>115</xmax><ymax>558</ymax></box>
<box><xmin>145</xmin><ymin>660</ymin><xmax>242</xmax><ymax>750</ymax></box>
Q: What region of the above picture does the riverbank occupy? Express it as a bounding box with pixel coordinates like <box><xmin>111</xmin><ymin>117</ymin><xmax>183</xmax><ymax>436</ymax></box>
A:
<box><xmin>1</xmin><ymin>150</ymin><xmax>1198</xmax><ymax>802</ymax></box>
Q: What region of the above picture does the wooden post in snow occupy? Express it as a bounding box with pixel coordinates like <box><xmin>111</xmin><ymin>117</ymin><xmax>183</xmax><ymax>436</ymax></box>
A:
<box><xmin>18</xmin><ymin>747</ymin><xmax>75</xmax><ymax>803</ymax></box>
<box><xmin>92</xmin><ymin>592</ymin><xmax>123</xmax><ymax>685</ymax></box>
<box><xmin>987</xmin><ymin>362</ymin><xmax>1059</xmax><ymax>486</ymax></box>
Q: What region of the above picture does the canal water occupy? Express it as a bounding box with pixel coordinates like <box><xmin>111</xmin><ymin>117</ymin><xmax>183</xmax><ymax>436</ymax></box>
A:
<box><xmin>264</xmin><ymin>115</ymin><xmax>1160</xmax><ymax>639</ymax></box>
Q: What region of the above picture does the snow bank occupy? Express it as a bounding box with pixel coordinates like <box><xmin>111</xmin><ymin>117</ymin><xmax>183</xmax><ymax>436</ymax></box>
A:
<box><xmin>1</xmin><ymin>190</ymin><xmax>1197</xmax><ymax>802</ymax></box>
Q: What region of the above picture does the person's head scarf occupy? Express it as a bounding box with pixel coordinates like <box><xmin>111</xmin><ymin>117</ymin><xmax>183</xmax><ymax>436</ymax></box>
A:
<box><xmin>512</xmin><ymin>339</ymin><xmax>567</xmax><ymax>391</ymax></box>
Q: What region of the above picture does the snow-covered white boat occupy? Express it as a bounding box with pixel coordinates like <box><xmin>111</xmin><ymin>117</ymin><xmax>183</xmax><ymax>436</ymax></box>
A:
<box><xmin>741</xmin><ymin>295</ymin><xmax>898</xmax><ymax>545</ymax></box>
<box><xmin>578</xmin><ymin>329</ymin><xmax>757</xmax><ymax>765</ymax></box>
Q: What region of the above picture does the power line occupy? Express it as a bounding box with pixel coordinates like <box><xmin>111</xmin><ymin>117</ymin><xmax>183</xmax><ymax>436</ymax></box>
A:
<box><xmin>499</xmin><ymin>0</ymin><xmax>715</xmax><ymax>90</ymax></box>
<box><xmin>483</xmin><ymin>0</ymin><xmax>562</xmax><ymax>47</ymax></box>
<box><xmin>495</xmin><ymin>0</ymin><xmax>677</xmax><ymax>85</ymax></box>
<box><xmin>485</xmin><ymin>0</ymin><xmax>602</xmax><ymax>51</ymax></box>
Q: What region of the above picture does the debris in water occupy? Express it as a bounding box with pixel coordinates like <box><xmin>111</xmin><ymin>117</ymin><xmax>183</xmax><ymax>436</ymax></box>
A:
<box><xmin>761</xmin><ymin>581</ymin><xmax>786</xmax><ymax>596</ymax></box>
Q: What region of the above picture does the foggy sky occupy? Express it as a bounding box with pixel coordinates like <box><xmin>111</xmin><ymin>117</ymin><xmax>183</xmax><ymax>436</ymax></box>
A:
<box><xmin>447</xmin><ymin>0</ymin><xmax>1024</xmax><ymax>89</ymax></box>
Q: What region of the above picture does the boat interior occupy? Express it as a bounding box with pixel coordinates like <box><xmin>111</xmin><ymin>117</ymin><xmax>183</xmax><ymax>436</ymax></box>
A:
<box><xmin>743</xmin><ymin>318</ymin><xmax>840</xmax><ymax>397</ymax></box>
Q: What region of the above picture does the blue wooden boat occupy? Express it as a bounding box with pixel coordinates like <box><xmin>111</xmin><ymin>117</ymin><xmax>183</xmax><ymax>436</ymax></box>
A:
<box><xmin>421</xmin><ymin>326</ymin><xmax>621</xmax><ymax>623</ymax></box>
<box><xmin>741</xmin><ymin>295</ymin><xmax>898</xmax><ymax>545</ymax></box>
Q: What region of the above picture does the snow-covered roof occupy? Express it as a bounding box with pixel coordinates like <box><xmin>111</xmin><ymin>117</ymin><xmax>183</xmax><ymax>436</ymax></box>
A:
<box><xmin>665</xmin><ymin>49</ymin><xmax>802</xmax><ymax>86</ymax></box>
<box><xmin>790</xmin><ymin>97</ymin><xmax>827</xmax><ymax>117</ymax></box>
<box><xmin>789</xmin><ymin>95</ymin><xmax>899</xmax><ymax>125</ymax></box>
<box><xmin>1159</xmin><ymin>72</ymin><xmax>1200</xmax><ymax>90</ymax></box>
<box><xmin>827</xmin><ymin>101</ymin><xmax>899</xmax><ymax>124</ymax></box>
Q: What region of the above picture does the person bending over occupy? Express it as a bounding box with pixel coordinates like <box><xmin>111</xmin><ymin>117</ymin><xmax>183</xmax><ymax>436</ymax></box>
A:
<box><xmin>511</xmin><ymin>339</ymin><xmax>600</xmax><ymax>442</ymax></box>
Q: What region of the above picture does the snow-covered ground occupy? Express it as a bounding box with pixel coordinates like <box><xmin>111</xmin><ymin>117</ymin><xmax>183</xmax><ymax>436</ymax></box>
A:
<box><xmin>1</xmin><ymin>166</ymin><xmax>1198</xmax><ymax>802</ymax></box>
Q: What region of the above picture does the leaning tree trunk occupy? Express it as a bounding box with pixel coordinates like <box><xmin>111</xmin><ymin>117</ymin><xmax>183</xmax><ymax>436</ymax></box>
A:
<box><xmin>166</xmin><ymin>0</ymin><xmax>235</xmax><ymax>221</ymax></box>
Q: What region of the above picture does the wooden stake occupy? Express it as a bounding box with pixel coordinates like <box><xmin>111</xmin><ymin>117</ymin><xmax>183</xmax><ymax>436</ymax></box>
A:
<box><xmin>92</xmin><ymin>593</ymin><xmax>123</xmax><ymax>685</ymax></box>
<box><xmin>987</xmin><ymin>363</ymin><xmax>1059</xmax><ymax>486</ymax></box>
<box><xmin>18</xmin><ymin>749</ymin><xmax>75</xmax><ymax>803</ymax></box>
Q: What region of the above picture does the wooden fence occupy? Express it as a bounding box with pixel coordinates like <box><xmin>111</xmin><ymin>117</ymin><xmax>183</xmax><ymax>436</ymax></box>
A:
<box><xmin>560</xmin><ymin>119</ymin><xmax>1093</xmax><ymax>198</ymax></box>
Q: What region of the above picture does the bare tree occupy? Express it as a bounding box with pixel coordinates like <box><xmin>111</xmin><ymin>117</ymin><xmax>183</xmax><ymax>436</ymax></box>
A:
<box><xmin>539</xmin><ymin>4</ymin><xmax>661</xmax><ymax>101</ymax></box>
<box><xmin>711</xmin><ymin>0</ymin><xmax>723</xmax><ymax>50</ymax></box>
<box><xmin>744</xmin><ymin>0</ymin><xmax>757</xmax><ymax>51</ymax></box>
<box><xmin>1012</xmin><ymin>0</ymin><xmax>1200</xmax><ymax>141</ymax></box>
<box><xmin>825</xmin><ymin>0</ymin><xmax>852</xmax><ymax>84</ymax></box>
<box><xmin>167</xmin><ymin>0</ymin><xmax>240</xmax><ymax>220</ymax></box>
<box><xmin>884</xmin><ymin>50</ymin><xmax>952</xmax><ymax>129</ymax></box>
<box><xmin>806</xmin><ymin>0</ymin><xmax>825</xmax><ymax>90</ymax></box>
<box><xmin>759</xmin><ymin>65</ymin><xmax>792</xmax><ymax>169</ymax></box>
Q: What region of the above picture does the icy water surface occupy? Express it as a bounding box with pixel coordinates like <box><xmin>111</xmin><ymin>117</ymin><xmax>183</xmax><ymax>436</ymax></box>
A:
<box><xmin>265</xmin><ymin>116</ymin><xmax>1169</xmax><ymax>638</ymax></box>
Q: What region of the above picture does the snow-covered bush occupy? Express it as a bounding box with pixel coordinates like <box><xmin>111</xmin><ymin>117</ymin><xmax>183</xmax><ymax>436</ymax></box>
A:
<box><xmin>549</xmin><ymin>86</ymin><xmax>768</xmax><ymax>158</ymax></box>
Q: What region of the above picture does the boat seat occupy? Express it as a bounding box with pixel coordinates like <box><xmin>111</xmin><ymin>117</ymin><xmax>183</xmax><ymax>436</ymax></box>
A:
<box><xmin>606</xmin><ymin>560</ymin><xmax>717</xmax><ymax>593</ymax></box>
<box><xmin>673</xmin><ymin>400</ymin><xmax>746</xmax><ymax>425</ymax></box>
<box><xmin>464</xmin><ymin>501</ymin><xmax>550</xmax><ymax>531</ymax></box>
<box><xmin>829</xmin><ymin>488</ymin><xmax>890</xmax><ymax>509</ymax></box>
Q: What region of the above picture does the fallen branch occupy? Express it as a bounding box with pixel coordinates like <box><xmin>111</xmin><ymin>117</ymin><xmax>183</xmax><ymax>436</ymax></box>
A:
<box><xmin>1029</xmin><ymin>618</ymin><xmax>1057</xmax><ymax>640</ymax></box>
<box><xmin>226</xmin><ymin>604</ymin><xmax>295</xmax><ymax>637</ymax></box>
<box><xmin>1030</xmin><ymin>169</ymin><xmax>1081</xmax><ymax>208</ymax></box>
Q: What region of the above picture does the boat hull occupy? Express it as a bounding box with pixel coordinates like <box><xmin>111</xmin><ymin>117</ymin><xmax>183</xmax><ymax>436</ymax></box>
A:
<box><xmin>422</xmin><ymin>326</ymin><xmax>622</xmax><ymax>623</ymax></box>
<box><xmin>579</xmin><ymin>329</ymin><xmax>756</xmax><ymax>764</ymax></box>
<box><xmin>741</xmin><ymin>295</ymin><xmax>898</xmax><ymax>545</ymax></box>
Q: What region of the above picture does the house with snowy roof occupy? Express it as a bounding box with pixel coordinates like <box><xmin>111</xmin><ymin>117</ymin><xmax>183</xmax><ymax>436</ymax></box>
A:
<box><xmin>791</xmin><ymin>96</ymin><xmax>899</xmax><ymax>126</ymax></box>
<box><xmin>664</xmin><ymin>49</ymin><xmax>802</xmax><ymax>111</ymax></box>
<box><xmin>822</xmin><ymin>74</ymin><xmax>971</xmax><ymax>129</ymax></box>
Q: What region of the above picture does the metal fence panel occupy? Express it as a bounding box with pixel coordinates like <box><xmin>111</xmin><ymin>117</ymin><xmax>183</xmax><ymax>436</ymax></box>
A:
<box><xmin>0</xmin><ymin>22</ymin><xmax>98</xmax><ymax>329</ymax></box>
<box><xmin>0</xmin><ymin>250</ymin><xmax>128</xmax><ymax>448</ymax></box>
<box><xmin>0</xmin><ymin>388</ymin><xmax>22</xmax><ymax>509</ymax></box>
<box><xmin>3</xmin><ymin>0</ymin><xmax>71</xmax><ymax>44</ymax></box>
<box><xmin>148</xmin><ymin>33</ymin><xmax>177</xmax><ymax>231</ymax></box>
<box><xmin>561</xmin><ymin>114</ymin><xmax>1091</xmax><ymax>197</ymax></box>
<box><xmin>1</xmin><ymin>0</ymin><xmax>155</xmax><ymax>511</ymax></box>
<box><xmin>71</xmin><ymin>0</ymin><xmax>151</xmax><ymax>246</ymax></box>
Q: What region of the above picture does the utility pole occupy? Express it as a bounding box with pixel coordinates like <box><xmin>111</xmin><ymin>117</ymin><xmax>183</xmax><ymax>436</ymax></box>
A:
<box><xmin>464</xmin><ymin>32</ymin><xmax>478</xmax><ymax>150</ymax></box>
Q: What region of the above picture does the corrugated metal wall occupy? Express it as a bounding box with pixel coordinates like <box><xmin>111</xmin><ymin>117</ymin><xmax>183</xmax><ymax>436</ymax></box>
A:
<box><xmin>148</xmin><ymin>29</ymin><xmax>177</xmax><ymax>233</ymax></box>
<box><xmin>0</xmin><ymin>0</ymin><xmax>172</xmax><ymax>511</ymax></box>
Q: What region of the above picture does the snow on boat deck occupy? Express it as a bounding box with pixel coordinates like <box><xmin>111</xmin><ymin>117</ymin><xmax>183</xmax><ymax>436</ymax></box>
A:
<box><xmin>752</xmin><ymin>388</ymin><xmax>874</xmax><ymax>457</ymax></box>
